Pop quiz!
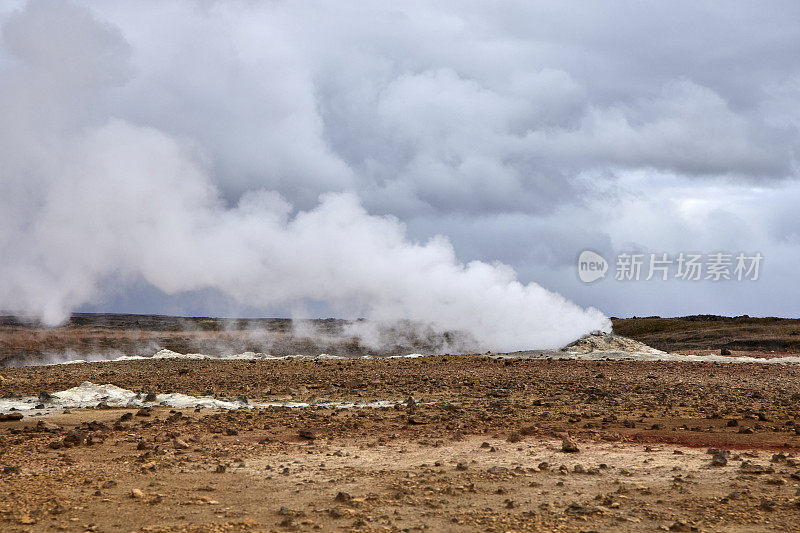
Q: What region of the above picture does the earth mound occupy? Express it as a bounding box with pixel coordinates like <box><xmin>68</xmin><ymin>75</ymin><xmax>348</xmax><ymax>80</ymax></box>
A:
<box><xmin>562</xmin><ymin>330</ymin><xmax>664</xmax><ymax>355</ymax></box>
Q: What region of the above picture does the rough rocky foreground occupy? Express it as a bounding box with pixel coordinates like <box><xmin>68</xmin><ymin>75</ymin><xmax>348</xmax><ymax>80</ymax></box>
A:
<box><xmin>1</xmin><ymin>356</ymin><xmax>800</xmax><ymax>531</ymax></box>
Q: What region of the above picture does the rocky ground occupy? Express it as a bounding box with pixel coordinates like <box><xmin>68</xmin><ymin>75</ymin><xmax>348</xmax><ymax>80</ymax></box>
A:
<box><xmin>0</xmin><ymin>356</ymin><xmax>800</xmax><ymax>531</ymax></box>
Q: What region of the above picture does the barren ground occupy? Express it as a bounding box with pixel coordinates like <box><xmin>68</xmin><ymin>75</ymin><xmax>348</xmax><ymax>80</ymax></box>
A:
<box><xmin>5</xmin><ymin>314</ymin><xmax>800</xmax><ymax>365</ymax></box>
<box><xmin>1</xmin><ymin>356</ymin><xmax>800</xmax><ymax>531</ymax></box>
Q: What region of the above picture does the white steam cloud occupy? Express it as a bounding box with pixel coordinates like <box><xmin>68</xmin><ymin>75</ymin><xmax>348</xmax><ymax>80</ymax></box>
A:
<box><xmin>0</xmin><ymin>1</ymin><xmax>609</xmax><ymax>351</ymax></box>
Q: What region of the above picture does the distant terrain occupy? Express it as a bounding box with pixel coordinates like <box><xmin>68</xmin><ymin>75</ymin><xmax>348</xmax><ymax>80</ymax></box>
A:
<box><xmin>612</xmin><ymin>315</ymin><xmax>800</xmax><ymax>355</ymax></box>
<box><xmin>1</xmin><ymin>313</ymin><xmax>800</xmax><ymax>365</ymax></box>
<box><xmin>0</xmin><ymin>313</ymin><xmax>453</xmax><ymax>365</ymax></box>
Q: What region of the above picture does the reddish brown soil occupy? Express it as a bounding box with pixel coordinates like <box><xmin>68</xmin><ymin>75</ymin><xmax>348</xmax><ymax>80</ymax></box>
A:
<box><xmin>0</xmin><ymin>356</ymin><xmax>799</xmax><ymax>531</ymax></box>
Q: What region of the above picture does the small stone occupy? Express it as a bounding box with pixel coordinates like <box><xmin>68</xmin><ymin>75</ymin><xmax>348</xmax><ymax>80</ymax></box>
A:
<box><xmin>759</xmin><ymin>499</ymin><xmax>776</xmax><ymax>511</ymax></box>
<box><xmin>711</xmin><ymin>454</ymin><xmax>728</xmax><ymax>467</ymax></box>
<box><xmin>507</xmin><ymin>432</ymin><xmax>523</xmax><ymax>443</ymax></box>
<box><xmin>739</xmin><ymin>461</ymin><xmax>769</xmax><ymax>474</ymax></box>
<box><xmin>63</xmin><ymin>430</ymin><xmax>84</xmax><ymax>447</ymax></box>
<box><xmin>37</xmin><ymin>421</ymin><xmax>61</xmax><ymax>432</ymax></box>
<box><xmin>707</xmin><ymin>448</ymin><xmax>730</xmax><ymax>457</ymax></box>
<box><xmin>130</xmin><ymin>488</ymin><xmax>145</xmax><ymax>499</ymax></box>
<box><xmin>562</xmin><ymin>437</ymin><xmax>579</xmax><ymax>453</ymax></box>
<box><xmin>334</xmin><ymin>492</ymin><xmax>351</xmax><ymax>502</ymax></box>
<box><xmin>298</xmin><ymin>428</ymin><xmax>316</xmax><ymax>440</ymax></box>
<box><xmin>173</xmin><ymin>438</ymin><xmax>189</xmax><ymax>449</ymax></box>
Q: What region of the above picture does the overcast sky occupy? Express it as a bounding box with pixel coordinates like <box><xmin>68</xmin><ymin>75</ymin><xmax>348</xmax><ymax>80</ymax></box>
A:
<box><xmin>1</xmin><ymin>0</ymin><xmax>799</xmax><ymax>330</ymax></box>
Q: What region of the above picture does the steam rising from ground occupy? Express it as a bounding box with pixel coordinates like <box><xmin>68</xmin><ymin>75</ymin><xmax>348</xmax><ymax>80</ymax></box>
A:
<box><xmin>0</xmin><ymin>1</ymin><xmax>608</xmax><ymax>352</ymax></box>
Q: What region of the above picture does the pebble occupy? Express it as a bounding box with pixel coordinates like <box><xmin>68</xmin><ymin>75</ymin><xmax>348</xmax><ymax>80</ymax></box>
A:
<box><xmin>298</xmin><ymin>428</ymin><xmax>317</xmax><ymax>440</ymax></box>
<box><xmin>507</xmin><ymin>432</ymin><xmax>523</xmax><ymax>443</ymax></box>
<box><xmin>36</xmin><ymin>421</ymin><xmax>61</xmax><ymax>432</ymax></box>
<box><xmin>63</xmin><ymin>430</ymin><xmax>85</xmax><ymax>447</ymax></box>
<box><xmin>562</xmin><ymin>437</ymin><xmax>579</xmax><ymax>453</ymax></box>
<box><xmin>711</xmin><ymin>454</ymin><xmax>728</xmax><ymax>467</ymax></box>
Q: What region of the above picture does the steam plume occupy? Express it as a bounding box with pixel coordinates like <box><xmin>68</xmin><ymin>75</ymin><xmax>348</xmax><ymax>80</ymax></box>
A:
<box><xmin>0</xmin><ymin>1</ymin><xmax>609</xmax><ymax>352</ymax></box>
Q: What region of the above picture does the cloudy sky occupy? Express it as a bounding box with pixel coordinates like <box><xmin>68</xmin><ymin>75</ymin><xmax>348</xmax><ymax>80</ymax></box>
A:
<box><xmin>1</xmin><ymin>1</ymin><xmax>799</xmax><ymax>344</ymax></box>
